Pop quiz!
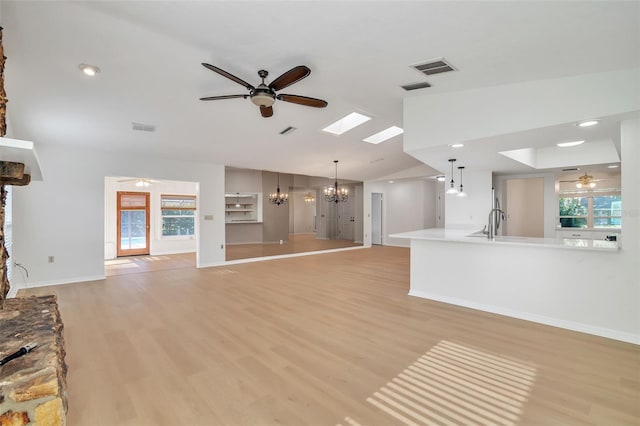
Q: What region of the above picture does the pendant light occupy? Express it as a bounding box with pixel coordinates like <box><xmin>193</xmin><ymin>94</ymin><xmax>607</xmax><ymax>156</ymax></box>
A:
<box><xmin>446</xmin><ymin>159</ymin><xmax>459</xmax><ymax>194</ymax></box>
<box><xmin>457</xmin><ymin>166</ymin><xmax>467</xmax><ymax>197</ymax></box>
<box><xmin>324</xmin><ymin>160</ymin><xmax>349</xmax><ymax>203</ymax></box>
<box><xmin>268</xmin><ymin>172</ymin><xmax>288</xmax><ymax>206</ymax></box>
<box><xmin>235</xmin><ymin>192</ymin><xmax>241</xmax><ymax>208</ymax></box>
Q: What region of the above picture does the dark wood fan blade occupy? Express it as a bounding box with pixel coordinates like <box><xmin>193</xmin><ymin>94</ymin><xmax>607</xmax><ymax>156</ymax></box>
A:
<box><xmin>260</xmin><ymin>105</ymin><xmax>274</xmax><ymax>118</ymax></box>
<box><xmin>201</xmin><ymin>63</ymin><xmax>255</xmax><ymax>90</ymax></box>
<box><xmin>269</xmin><ymin>66</ymin><xmax>311</xmax><ymax>92</ymax></box>
<box><xmin>199</xmin><ymin>94</ymin><xmax>248</xmax><ymax>101</ymax></box>
<box><xmin>277</xmin><ymin>94</ymin><xmax>328</xmax><ymax>108</ymax></box>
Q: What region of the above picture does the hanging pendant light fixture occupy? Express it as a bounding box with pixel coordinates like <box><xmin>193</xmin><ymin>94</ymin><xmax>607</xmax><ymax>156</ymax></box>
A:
<box><xmin>446</xmin><ymin>159</ymin><xmax>459</xmax><ymax>194</ymax></box>
<box><xmin>324</xmin><ymin>160</ymin><xmax>349</xmax><ymax>203</ymax></box>
<box><xmin>268</xmin><ymin>172</ymin><xmax>288</xmax><ymax>206</ymax></box>
<box><xmin>457</xmin><ymin>166</ymin><xmax>467</xmax><ymax>197</ymax></box>
<box><xmin>304</xmin><ymin>192</ymin><xmax>315</xmax><ymax>203</ymax></box>
<box><xmin>235</xmin><ymin>192</ymin><xmax>241</xmax><ymax>208</ymax></box>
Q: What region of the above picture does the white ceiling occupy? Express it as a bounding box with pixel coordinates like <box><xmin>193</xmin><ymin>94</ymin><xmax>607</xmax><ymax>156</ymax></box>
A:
<box><xmin>1</xmin><ymin>1</ymin><xmax>638</xmax><ymax>182</ymax></box>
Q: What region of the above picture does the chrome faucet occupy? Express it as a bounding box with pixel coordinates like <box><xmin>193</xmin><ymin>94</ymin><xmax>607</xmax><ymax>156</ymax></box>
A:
<box><xmin>487</xmin><ymin>208</ymin><xmax>506</xmax><ymax>239</ymax></box>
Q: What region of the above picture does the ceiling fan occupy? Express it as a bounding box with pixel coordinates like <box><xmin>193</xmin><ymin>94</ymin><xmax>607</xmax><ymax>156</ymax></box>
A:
<box><xmin>117</xmin><ymin>178</ymin><xmax>158</xmax><ymax>187</ymax></box>
<box><xmin>199</xmin><ymin>64</ymin><xmax>328</xmax><ymax>118</ymax></box>
<box><xmin>560</xmin><ymin>173</ymin><xmax>602</xmax><ymax>188</ymax></box>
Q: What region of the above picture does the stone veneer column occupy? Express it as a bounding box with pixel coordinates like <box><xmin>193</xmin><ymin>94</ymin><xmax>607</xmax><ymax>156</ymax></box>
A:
<box><xmin>0</xmin><ymin>296</ymin><xmax>68</xmax><ymax>425</ymax></box>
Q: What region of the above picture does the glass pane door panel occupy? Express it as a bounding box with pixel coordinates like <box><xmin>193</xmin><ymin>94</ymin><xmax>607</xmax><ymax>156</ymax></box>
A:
<box><xmin>120</xmin><ymin>210</ymin><xmax>147</xmax><ymax>250</ymax></box>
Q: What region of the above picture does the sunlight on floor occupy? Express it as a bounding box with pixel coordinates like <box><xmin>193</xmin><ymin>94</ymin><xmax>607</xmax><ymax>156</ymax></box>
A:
<box><xmin>360</xmin><ymin>340</ymin><xmax>537</xmax><ymax>426</ymax></box>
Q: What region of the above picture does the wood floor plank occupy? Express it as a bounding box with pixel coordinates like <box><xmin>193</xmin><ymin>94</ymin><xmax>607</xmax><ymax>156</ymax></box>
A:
<box><xmin>18</xmin><ymin>246</ymin><xmax>640</xmax><ymax>425</ymax></box>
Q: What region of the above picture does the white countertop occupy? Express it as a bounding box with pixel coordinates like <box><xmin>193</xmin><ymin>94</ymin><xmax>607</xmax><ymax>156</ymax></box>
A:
<box><xmin>390</xmin><ymin>228</ymin><xmax>620</xmax><ymax>252</ymax></box>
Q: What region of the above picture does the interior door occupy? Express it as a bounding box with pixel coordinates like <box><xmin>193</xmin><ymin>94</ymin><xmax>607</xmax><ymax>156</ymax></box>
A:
<box><xmin>117</xmin><ymin>191</ymin><xmax>150</xmax><ymax>256</ymax></box>
<box><xmin>338</xmin><ymin>194</ymin><xmax>355</xmax><ymax>240</ymax></box>
<box><xmin>371</xmin><ymin>193</ymin><xmax>383</xmax><ymax>245</ymax></box>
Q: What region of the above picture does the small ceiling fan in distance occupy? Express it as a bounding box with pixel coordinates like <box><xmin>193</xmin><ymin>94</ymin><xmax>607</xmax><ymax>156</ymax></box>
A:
<box><xmin>199</xmin><ymin>64</ymin><xmax>328</xmax><ymax>117</ymax></box>
<box><xmin>560</xmin><ymin>173</ymin><xmax>603</xmax><ymax>189</ymax></box>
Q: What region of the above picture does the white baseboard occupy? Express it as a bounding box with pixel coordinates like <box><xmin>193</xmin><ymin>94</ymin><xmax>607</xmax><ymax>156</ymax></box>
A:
<box><xmin>9</xmin><ymin>275</ymin><xmax>106</xmax><ymax>297</ymax></box>
<box><xmin>409</xmin><ymin>289</ymin><xmax>640</xmax><ymax>345</ymax></box>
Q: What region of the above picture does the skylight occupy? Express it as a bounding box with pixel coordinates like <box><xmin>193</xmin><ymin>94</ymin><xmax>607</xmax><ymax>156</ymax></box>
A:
<box><xmin>322</xmin><ymin>112</ymin><xmax>371</xmax><ymax>135</ymax></box>
<box><xmin>557</xmin><ymin>140</ymin><xmax>584</xmax><ymax>147</ymax></box>
<box><xmin>363</xmin><ymin>126</ymin><xmax>404</xmax><ymax>144</ymax></box>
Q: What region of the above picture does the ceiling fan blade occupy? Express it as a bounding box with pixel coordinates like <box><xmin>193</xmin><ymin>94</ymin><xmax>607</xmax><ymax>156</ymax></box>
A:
<box><xmin>199</xmin><ymin>94</ymin><xmax>248</xmax><ymax>101</ymax></box>
<box><xmin>277</xmin><ymin>94</ymin><xmax>328</xmax><ymax>108</ymax></box>
<box><xmin>269</xmin><ymin>66</ymin><xmax>311</xmax><ymax>92</ymax></box>
<box><xmin>201</xmin><ymin>63</ymin><xmax>255</xmax><ymax>90</ymax></box>
<box><xmin>260</xmin><ymin>105</ymin><xmax>274</xmax><ymax>118</ymax></box>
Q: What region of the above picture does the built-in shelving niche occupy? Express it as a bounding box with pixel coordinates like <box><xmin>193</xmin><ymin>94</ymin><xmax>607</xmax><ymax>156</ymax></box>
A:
<box><xmin>224</xmin><ymin>192</ymin><xmax>262</xmax><ymax>223</ymax></box>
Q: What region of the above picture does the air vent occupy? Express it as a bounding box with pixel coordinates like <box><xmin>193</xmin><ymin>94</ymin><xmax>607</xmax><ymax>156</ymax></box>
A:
<box><xmin>412</xmin><ymin>58</ymin><xmax>456</xmax><ymax>76</ymax></box>
<box><xmin>279</xmin><ymin>126</ymin><xmax>296</xmax><ymax>135</ymax></box>
<box><xmin>132</xmin><ymin>122</ymin><xmax>156</xmax><ymax>132</ymax></box>
<box><xmin>370</xmin><ymin>158</ymin><xmax>384</xmax><ymax>164</ymax></box>
<box><xmin>562</xmin><ymin>167</ymin><xmax>580</xmax><ymax>172</ymax></box>
<box><xmin>401</xmin><ymin>82</ymin><xmax>432</xmax><ymax>91</ymax></box>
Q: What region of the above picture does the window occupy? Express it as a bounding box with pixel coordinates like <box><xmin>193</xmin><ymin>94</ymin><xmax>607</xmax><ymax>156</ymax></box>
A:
<box><xmin>161</xmin><ymin>194</ymin><xmax>196</xmax><ymax>237</ymax></box>
<box><xmin>559</xmin><ymin>192</ymin><xmax>621</xmax><ymax>229</ymax></box>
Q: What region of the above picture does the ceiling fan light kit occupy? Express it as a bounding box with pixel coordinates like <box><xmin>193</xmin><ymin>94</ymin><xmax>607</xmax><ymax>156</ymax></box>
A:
<box><xmin>200</xmin><ymin>64</ymin><xmax>327</xmax><ymax>117</ymax></box>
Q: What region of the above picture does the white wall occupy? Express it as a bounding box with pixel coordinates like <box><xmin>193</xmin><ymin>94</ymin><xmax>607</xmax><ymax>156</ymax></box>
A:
<box><xmin>366</xmin><ymin>179</ymin><xmax>437</xmax><ymax>247</ymax></box>
<box><xmin>444</xmin><ymin>170</ymin><xmax>492</xmax><ymax>230</ymax></box>
<box><xmin>104</xmin><ymin>177</ymin><xmax>198</xmax><ymax>259</ymax></box>
<box><xmin>11</xmin><ymin>145</ymin><xmax>225</xmax><ymax>290</ymax></box>
<box><xmin>404</xmin><ymin>68</ymin><xmax>640</xmax><ymax>151</ymax></box>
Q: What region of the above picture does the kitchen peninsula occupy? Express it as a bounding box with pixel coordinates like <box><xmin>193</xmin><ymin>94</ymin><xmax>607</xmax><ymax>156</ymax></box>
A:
<box><xmin>390</xmin><ymin>228</ymin><xmax>633</xmax><ymax>343</ymax></box>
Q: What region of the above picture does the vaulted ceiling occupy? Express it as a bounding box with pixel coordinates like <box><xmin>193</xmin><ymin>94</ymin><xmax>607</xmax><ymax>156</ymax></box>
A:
<box><xmin>2</xmin><ymin>1</ymin><xmax>638</xmax><ymax>181</ymax></box>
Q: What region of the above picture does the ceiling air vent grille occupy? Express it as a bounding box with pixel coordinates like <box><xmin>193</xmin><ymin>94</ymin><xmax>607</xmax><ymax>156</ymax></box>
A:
<box><xmin>132</xmin><ymin>122</ymin><xmax>156</xmax><ymax>132</ymax></box>
<box><xmin>402</xmin><ymin>82</ymin><xmax>432</xmax><ymax>91</ymax></box>
<box><xmin>412</xmin><ymin>58</ymin><xmax>456</xmax><ymax>76</ymax></box>
<box><xmin>279</xmin><ymin>126</ymin><xmax>297</xmax><ymax>135</ymax></box>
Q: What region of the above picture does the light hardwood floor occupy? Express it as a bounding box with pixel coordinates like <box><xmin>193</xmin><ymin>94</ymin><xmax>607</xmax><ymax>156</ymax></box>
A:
<box><xmin>22</xmin><ymin>246</ymin><xmax>640</xmax><ymax>425</ymax></box>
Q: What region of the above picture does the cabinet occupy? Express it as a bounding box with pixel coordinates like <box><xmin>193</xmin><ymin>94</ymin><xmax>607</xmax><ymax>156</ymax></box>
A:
<box><xmin>225</xmin><ymin>193</ymin><xmax>262</xmax><ymax>223</ymax></box>
<box><xmin>556</xmin><ymin>228</ymin><xmax>619</xmax><ymax>240</ymax></box>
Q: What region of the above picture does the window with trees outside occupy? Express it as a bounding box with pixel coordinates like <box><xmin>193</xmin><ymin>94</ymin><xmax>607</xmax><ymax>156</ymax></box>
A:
<box><xmin>559</xmin><ymin>192</ymin><xmax>621</xmax><ymax>229</ymax></box>
<box><xmin>161</xmin><ymin>194</ymin><xmax>196</xmax><ymax>237</ymax></box>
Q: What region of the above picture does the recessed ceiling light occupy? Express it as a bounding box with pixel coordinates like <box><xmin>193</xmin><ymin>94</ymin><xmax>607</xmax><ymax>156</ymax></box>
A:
<box><xmin>557</xmin><ymin>140</ymin><xmax>584</xmax><ymax>148</ymax></box>
<box><xmin>79</xmin><ymin>63</ymin><xmax>100</xmax><ymax>76</ymax></box>
<box><xmin>608</xmin><ymin>164</ymin><xmax>619</xmax><ymax>169</ymax></box>
<box><xmin>448</xmin><ymin>143</ymin><xmax>464</xmax><ymax>148</ymax></box>
<box><xmin>435</xmin><ymin>175</ymin><xmax>446</xmax><ymax>182</ymax></box>
<box><xmin>577</xmin><ymin>120</ymin><xmax>599</xmax><ymax>127</ymax></box>
<box><xmin>322</xmin><ymin>112</ymin><xmax>371</xmax><ymax>135</ymax></box>
<box><xmin>389</xmin><ymin>180</ymin><xmax>394</xmax><ymax>184</ymax></box>
<box><xmin>363</xmin><ymin>126</ymin><xmax>404</xmax><ymax>144</ymax></box>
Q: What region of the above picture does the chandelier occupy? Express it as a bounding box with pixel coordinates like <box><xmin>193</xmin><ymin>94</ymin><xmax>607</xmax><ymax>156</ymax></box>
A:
<box><xmin>324</xmin><ymin>160</ymin><xmax>349</xmax><ymax>203</ymax></box>
<box><xmin>304</xmin><ymin>192</ymin><xmax>315</xmax><ymax>203</ymax></box>
<box><xmin>268</xmin><ymin>172</ymin><xmax>288</xmax><ymax>205</ymax></box>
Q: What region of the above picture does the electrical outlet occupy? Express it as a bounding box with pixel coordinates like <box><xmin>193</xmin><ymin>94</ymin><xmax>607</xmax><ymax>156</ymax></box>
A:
<box><xmin>220</xmin><ymin>244</ymin><xmax>224</xmax><ymax>249</ymax></box>
<box><xmin>48</xmin><ymin>256</ymin><xmax>54</xmax><ymax>263</ymax></box>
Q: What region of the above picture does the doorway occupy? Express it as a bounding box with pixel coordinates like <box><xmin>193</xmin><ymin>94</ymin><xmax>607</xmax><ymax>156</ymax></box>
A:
<box><xmin>116</xmin><ymin>191</ymin><xmax>150</xmax><ymax>256</ymax></box>
<box><xmin>371</xmin><ymin>193</ymin><xmax>383</xmax><ymax>245</ymax></box>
